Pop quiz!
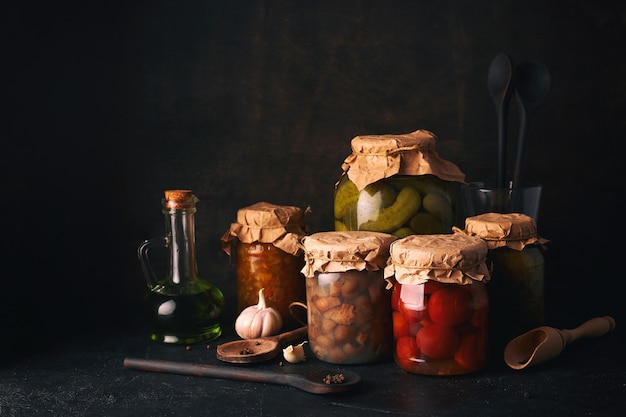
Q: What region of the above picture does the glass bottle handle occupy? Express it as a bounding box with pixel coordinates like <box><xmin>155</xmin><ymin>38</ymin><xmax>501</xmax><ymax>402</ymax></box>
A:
<box><xmin>137</xmin><ymin>236</ymin><xmax>168</xmax><ymax>289</ymax></box>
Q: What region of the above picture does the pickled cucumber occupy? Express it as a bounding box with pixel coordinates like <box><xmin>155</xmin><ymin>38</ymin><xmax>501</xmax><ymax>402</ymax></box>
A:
<box><xmin>359</xmin><ymin>186</ymin><xmax>421</xmax><ymax>232</ymax></box>
<box><xmin>335</xmin><ymin>220</ymin><xmax>348</xmax><ymax>231</ymax></box>
<box><xmin>391</xmin><ymin>227</ymin><xmax>415</xmax><ymax>238</ymax></box>
<box><xmin>342</xmin><ymin>208</ymin><xmax>358</xmax><ymax>230</ymax></box>
<box><xmin>409</xmin><ymin>212</ymin><xmax>444</xmax><ymax>234</ymax></box>
<box><xmin>334</xmin><ymin>179</ymin><xmax>359</xmax><ymax>219</ymax></box>
<box><xmin>356</xmin><ymin>182</ymin><xmax>398</xmax><ymax>226</ymax></box>
<box><xmin>391</xmin><ymin>175</ymin><xmax>450</xmax><ymax>197</ymax></box>
<box><xmin>422</xmin><ymin>193</ymin><xmax>452</xmax><ymax>220</ymax></box>
<box><xmin>363</xmin><ymin>181</ymin><xmax>397</xmax><ymax>204</ymax></box>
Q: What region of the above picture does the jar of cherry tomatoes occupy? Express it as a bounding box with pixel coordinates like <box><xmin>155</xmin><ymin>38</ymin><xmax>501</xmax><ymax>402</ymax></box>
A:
<box><xmin>300</xmin><ymin>231</ymin><xmax>397</xmax><ymax>364</ymax></box>
<box><xmin>453</xmin><ymin>212</ymin><xmax>549</xmax><ymax>352</ymax></box>
<box><xmin>334</xmin><ymin>129</ymin><xmax>467</xmax><ymax>237</ymax></box>
<box><xmin>384</xmin><ymin>233</ymin><xmax>490</xmax><ymax>375</ymax></box>
<box><xmin>221</xmin><ymin>202</ymin><xmax>310</xmax><ymax>330</ymax></box>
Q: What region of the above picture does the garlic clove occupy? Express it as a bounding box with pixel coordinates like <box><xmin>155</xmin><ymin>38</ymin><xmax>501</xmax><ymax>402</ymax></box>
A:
<box><xmin>283</xmin><ymin>341</ymin><xmax>307</xmax><ymax>363</ymax></box>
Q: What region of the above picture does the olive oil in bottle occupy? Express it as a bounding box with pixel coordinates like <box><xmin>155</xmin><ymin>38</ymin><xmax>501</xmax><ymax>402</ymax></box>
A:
<box><xmin>138</xmin><ymin>190</ymin><xmax>225</xmax><ymax>344</ymax></box>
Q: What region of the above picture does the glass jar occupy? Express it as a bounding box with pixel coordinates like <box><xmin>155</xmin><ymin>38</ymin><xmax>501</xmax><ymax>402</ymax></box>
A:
<box><xmin>235</xmin><ymin>242</ymin><xmax>306</xmax><ymax>329</ymax></box>
<box><xmin>454</xmin><ymin>212</ymin><xmax>548</xmax><ymax>352</ymax></box>
<box><xmin>384</xmin><ymin>233</ymin><xmax>490</xmax><ymax>375</ymax></box>
<box><xmin>222</xmin><ymin>202</ymin><xmax>309</xmax><ymax>330</ymax></box>
<box><xmin>301</xmin><ymin>231</ymin><xmax>397</xmax><ymax>364</ymax></box>
<box><xmin>138</xmin><ymin>190</ymin><xmax>225</xmax><ymax>344</ymax></box>
<box><xmin>334</xmin><ymin>129</ymin><xmax>466</xmax><ymax>237</ymax></box>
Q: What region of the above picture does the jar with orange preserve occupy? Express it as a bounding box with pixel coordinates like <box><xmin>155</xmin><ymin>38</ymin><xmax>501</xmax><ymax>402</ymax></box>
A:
<box><xmin>221</xmin><ymin>202</ymin><xmax>310</xmax><ymax>331</ymax></box>
<box><xmin>453</xmin><ymin>213</ymin><xmax>549</xmax><ymax>352</ymax></box>
<box><xmin>384</xmin><ymin>233</ymin><xmax>491</xmax><ymax>375</ymax></box>
<box><xmin>300</xmin><ymin>231</ymin><xmax>397</xmax><ymax>364</ymax></box>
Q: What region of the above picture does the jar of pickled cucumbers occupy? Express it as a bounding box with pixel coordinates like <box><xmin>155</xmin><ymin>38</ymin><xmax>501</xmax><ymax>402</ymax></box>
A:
<box><xmin>454</xmin><ymin>212</ymin><xmax>549</xmax><ymax>352</ymax></box>
<box><xmin>384</xmin><ymin>233</ymin><xmax>490</xmax><ymax>375</ymax></box>
<box><xmin>221</xmin><ymin>202</ymin><xmax>310</xmax><ymax>330</ymax></box>
<box><xmin>334</xmin><ymin>129</ymin><xmax>467</xmax><ymax>238</ymax></box>
<box><xmin>300</xmin><ymin>231</ymin><xmax>397</xmax><ymax>364</ymax></box>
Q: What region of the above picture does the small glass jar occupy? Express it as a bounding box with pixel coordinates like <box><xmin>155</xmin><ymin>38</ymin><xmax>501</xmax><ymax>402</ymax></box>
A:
<box><xmin>334</xmin><ymin>129</ymin><xmax>466</xmax><ymax>237</ymax></box>
<box><xmin>222</xmin><ymin>202</ymin><xmax>309</xmax><ymax>330</ymax></box>
<box><xmin>454</xmin><ymin>212</ymin><xmax>548</xmax><ymax>351</ymax></box>
<box><xmin>384</xmin><ymin>233</ymin><xmax>491</xmax><ymax>375</ymax></box>
<box><xmin>301</xmin><ymin>231</ymin><xmax>397</xmax><ymax>364</ymax></box>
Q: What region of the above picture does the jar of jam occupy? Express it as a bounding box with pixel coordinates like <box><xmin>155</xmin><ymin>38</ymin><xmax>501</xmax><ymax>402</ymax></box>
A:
<box><xmin>300</xmin><ymin>231</ymin><xmax>397</xmax><ymax>364</ymax></box>
<box><xmin>384</xmin><ymin>233</ymin><xmax>490</xmax><ymax>375</ymax></box>
<box><xmin>334</xmin><ymin>129</ymin><xmax>467</xmax><ymax>237</ymax></box>
<box><xmin>221</xmin><ymin>202</ymin><xmax>309</xmax><ymax>330</ymax></box>
<box><xmin>454</xmin><ymin>212</ymin><xmax>549</xmax><ymax>352</ymax></box>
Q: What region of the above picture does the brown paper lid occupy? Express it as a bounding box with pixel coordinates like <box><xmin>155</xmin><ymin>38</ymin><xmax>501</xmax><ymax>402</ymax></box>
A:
<box><xmin>384</xmin><ymin>233</ymin><xmax>490</xmax><ymax>285</ymax></box>
<box><xmin>300</xmin><ymin>231</ymin><xmax>397</xmax><ymax>278</ymax></box>
<box><xmin>221</xmin><ymin>202</ymin><xmax>310</xmax><ymax>256</ymax></box>
<box><xmin>339</xmin><ymin>129</ymin><xmax>466</xmax><ymax>190</ymax></box>
<box><xmin>454</xmin><ymin>212</ymin><xmax>549</xmax><ymax>251</ymax></box>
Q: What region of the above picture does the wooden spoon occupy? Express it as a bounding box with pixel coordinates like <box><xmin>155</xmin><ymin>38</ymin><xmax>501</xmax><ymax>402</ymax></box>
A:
<box><xmin>487</xmin><ymin>53</ymin><xmax>515</xmax><ymax>188</ymax></box>
<box><xmin>503</xmin><ymin>316</ymin><xmax>615</xmax><ymax>370</ymax></box>
<box><xmin>216</xmin><ymin>326</ymin><xmax>308</xmax><ymax>363</ymax></box>
<box><xmin>124</xmin><ymin>357</ymin><xmax>361</xmax><ymax>394</ymax></box>
<box><xmin>511</xmin><ymin>60</ymin><xmax>551</xmax><ymax>189</ymax></box>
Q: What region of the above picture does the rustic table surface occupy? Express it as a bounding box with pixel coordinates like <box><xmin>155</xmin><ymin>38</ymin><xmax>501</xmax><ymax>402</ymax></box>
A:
<box><xmin>1</xmin><ymin>316</ymin><xmax>623</xmax><ymax>417</ymax></box>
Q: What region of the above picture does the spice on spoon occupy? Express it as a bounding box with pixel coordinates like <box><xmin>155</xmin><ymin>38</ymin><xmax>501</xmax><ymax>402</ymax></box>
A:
<box><xmin>323</xmin><ymin>373</ymin><xmax>346</xmax><ymax>385</ymax></box>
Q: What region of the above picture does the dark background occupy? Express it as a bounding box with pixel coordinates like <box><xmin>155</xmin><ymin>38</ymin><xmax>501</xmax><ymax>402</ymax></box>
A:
<box><xmin>3</xmin><ymin>0</ymin><xmax>624</xmax><ymax>357</ymax></box>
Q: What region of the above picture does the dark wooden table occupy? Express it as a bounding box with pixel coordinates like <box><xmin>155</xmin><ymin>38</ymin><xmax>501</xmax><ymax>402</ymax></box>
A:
<box><xmin>1</xmin><ymin>315</ymin><xmax>623</xmax><ymax>417</ymax></box>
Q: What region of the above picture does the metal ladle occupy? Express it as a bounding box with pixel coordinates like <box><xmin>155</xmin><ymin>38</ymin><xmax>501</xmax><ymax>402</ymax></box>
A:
<box><xmin>503</xmin><ymin>316</ymin><xmax>616</xmax><ymax>370</ymax></box>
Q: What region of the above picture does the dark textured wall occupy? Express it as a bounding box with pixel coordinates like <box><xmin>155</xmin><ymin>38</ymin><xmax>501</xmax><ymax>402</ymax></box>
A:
<box><xmin>4</xmin><ymin>0</ymin><xmax>624</xmax><ymax>353</ymax></box>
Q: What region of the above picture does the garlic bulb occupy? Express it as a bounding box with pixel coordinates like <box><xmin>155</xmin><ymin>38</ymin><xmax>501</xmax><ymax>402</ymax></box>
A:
<box><xmin>283</xmin><ymin>341</ymin><xmax>307</xmax><ymax>363</ymax></box>
<box><xmin>235</xmin><ymin>288</ymin><xmax>283</xmax><ymax>339</ymax></box>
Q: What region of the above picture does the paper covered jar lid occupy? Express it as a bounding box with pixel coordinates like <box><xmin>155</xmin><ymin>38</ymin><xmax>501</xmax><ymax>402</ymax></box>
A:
<box><xmin>300</xmin><ymin>231</ymin><xmax>397</xmax><ymax>278</ymax></box>
<box><xmin>339</xmin><ymin>129</ymin><xmax>466</xmax><ymax>190</ymax></box>
<box><xmin>384</xmin><ymin>233</ymin><xmax>490</xmax><ymax>285</ymax></box>
<box><xmin>455</xmin><ymin>212</ymin><xmax>549</xmax><ymax>251</ymax></box>
<box><xmin>221</xmin><ymin>202</ymin><xmax>310</xmax><ymax>256</ymax></box>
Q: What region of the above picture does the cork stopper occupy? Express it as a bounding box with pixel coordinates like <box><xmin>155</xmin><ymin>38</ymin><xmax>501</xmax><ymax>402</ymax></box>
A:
<box><xmin>163</xmin><ymin>189</ymin><xmax>196</xmax><ymax>210</ymax></box>
<box><xmin>384</xmin><ymin>233</ymin><xmax>490</xmax><ymax>285</ymax></box>
<box><xmin>455</xmin><ymin>212</ymin><xmax>549</xmax><ymax>251</ymax></box>
<box><xmin>300</xmin><ymin>231</ymin><xmax>397</xmax><ymax>278</ymax></box>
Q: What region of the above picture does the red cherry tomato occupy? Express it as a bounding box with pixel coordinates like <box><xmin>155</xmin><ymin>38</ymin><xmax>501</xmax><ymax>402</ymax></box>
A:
<box><xmin>392</xmin><ymin>311</ymin><xmax>410</xmax><ymax>340</ymax></box>
<box><xmin>399</xmin><ymin>300</ymin><xmax>428</xmax><ymax>323</ymax></box>
<box><xmin>391</xmin><ymin>283</ymin><xmax>401</xmax><ymax>311</ymax></box>
<box><xmin>454</xmin><ymin>332</ymin><xmax>486</xmax><ymax>371</ymax></box>
<box><xmin>398</xmin><ymin>283</ymin><xmax>428</xmax><ymax>323</ymax></box>
<box><xmin>416</xmin><ymin>324</ymin><xmax>459</xmax><ymax>359</ymax></box>
<box><xmin>395</xmin><ymin>335</ymin><xmax>420</xmax><ymax>371</ymax></box>
<box><xmin>470</xmin><ymin>304</ymin><xmax>489</xmax><ymax>329</ymax></box>
<box><xmin>396</xmin><ymin>335</ymin><xmax>419</xmax><ymax>357</ymax></box>
<box><xmin>428</xmin><ymin>286</ymin><xmax>472</xmax><ymax>326</ymax></box>
<box><xmin>419</xmin><ymin>315</ymin><xmax>435</xmax><ymax>327</ymax></box>
<box><xmin>424</xmin><ymin>281</ymin><xmax>446</xmax><ymax>294</ymax></box>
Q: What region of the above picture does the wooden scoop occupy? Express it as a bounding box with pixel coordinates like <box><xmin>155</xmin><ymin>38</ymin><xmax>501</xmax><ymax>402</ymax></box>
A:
<box><xmin>124</xmin><ymin>357</ymin><xmax>361</xmax><ymax>394</ymax></box>
<box><xmin>216</xmin><ymin>326</ymin><xmax>308</xmax><ymax>363</ymax></box>
<box><xmin>503</xmin><ymin>316</ymin><xmax>616</xmax><ymax>370</ymax></box>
